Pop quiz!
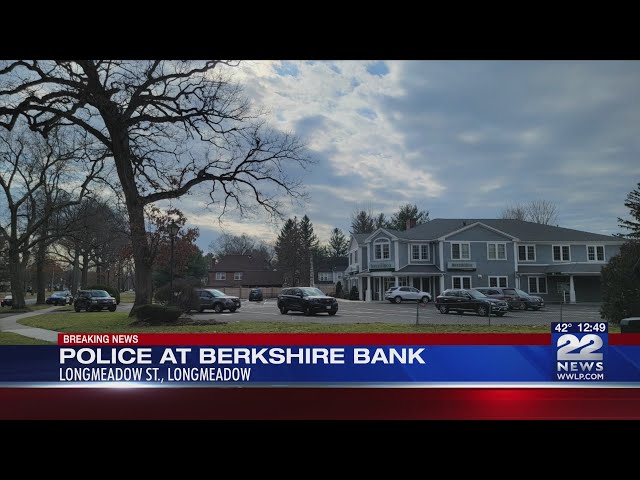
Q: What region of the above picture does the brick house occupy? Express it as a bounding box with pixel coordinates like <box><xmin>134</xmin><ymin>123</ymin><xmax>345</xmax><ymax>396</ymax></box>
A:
<box><xmin>207</xmin><ymin>254</ymin><xmax>283</xmax><ymax>288</ymax></box>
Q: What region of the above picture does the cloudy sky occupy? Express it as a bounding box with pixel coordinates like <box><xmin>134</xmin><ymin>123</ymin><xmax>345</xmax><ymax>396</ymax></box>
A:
<box><xmin>178</xmin><ymin>60</ymin><xmax>640</xmax><ymax>252</ymax></box>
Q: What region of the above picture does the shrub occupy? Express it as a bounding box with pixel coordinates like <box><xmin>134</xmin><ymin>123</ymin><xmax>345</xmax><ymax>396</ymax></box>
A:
<box><xmin>87</xmin><ymin>284</ymin><xmax>120</xmax><ymax>305</ymax></box>
<box><xmin>133</xmin><ymin>304</ymin><xmax>182</xmax><ymax>325</ymax></box>
<box><xmin>349</xmin><ymin>285</ymin><xmax>359</xmax><ymax>300</ymax></box>
<box><xmin>154</xmin><ymin>279</ymin><xmax>199</xmax><ymax>313</ymax></box>
<box><xmin>335</xmin><ymin>281</ymin><xmax>343</xmax><ymax>298</ymax></box>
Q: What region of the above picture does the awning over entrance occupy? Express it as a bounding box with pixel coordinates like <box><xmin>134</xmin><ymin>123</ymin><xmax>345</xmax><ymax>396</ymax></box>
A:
<box><xmin>394</xmin><ymin>265</ymin><xmax>444</xmax><ymax>275</ymax></box>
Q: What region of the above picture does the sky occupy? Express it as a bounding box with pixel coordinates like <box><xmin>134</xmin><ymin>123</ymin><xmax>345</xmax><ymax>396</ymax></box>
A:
<box><xmin>176</xmin><ymin>60</ymin><xmax>640</xmax><ymax>253</ymax></box>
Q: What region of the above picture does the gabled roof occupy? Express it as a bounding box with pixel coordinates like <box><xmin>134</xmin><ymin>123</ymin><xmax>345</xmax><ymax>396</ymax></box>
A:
<box><xmin>212</xmin><ymin>254</ymin><xmax>271</xmax><ymax>271</ymax></box>
<box><xmin>364</xmin><ymin>227</ymin><xmax>402</xmax><ymax>242</ymax></box>
<box><xmin>350</xmin><ymin>233</ymin><xmax>369</xmax><ymax>245</ymax></box>
<box><xmin>394</xmin><ymin>219</ymin><xmax>622</xmax><ymax>242</ymax></box>
<box><xmin>316</xmin><ymin>256</ymin><xmax>349</xmax><ymax>271</ymax></box>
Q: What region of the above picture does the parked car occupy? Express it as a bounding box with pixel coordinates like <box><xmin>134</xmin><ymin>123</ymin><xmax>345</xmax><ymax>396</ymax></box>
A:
<box><xmin>1</xmin><ymin>294</ymin><xmax>12</xmax><ymax>307</ymax></box>
<box><xmin>73</xmin><ymin>290</ymin><xmax>117</xmax><ymax>312</ymax></box>
<box><xmin>474</xmin><ymin>287</ymin><xmax>544</xmax><ymax>311</ymax></box>
<box><xmin>46</xmin><ymin>291</ymin><xmax>73</xmax><ymax>306</ymax></box>
<box><xmin>195</xmin><ymin>288</ymin><xmax>241</xmax><ymax>313</ymax></box>
<box><xmin>435</xmin><ymin>288</ymin><xmax>509</xmax><ymax>316</ymax></box>
<box><xmin>248</xmin><ymin>288</ymin><xmax>264</xmax><ymax>301</ymax></box>
<box><xmin>277</xmin><ymin>287</ymin><xmax>338</xmax><ymax>316</ymax></box>
<box><xmin>384</xmin><ymin>286</ymin><xmax>432</xmax><ymax>304</ymax></box>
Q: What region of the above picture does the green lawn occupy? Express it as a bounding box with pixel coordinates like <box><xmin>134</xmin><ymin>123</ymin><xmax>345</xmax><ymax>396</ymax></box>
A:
<box><xmin>0</xmin><ymin>332</ymin><xmax>55</xmax><ymax>345</ymax></box>
<box><xmin>119</xmin><ymin>292</ymin><xmax>135</xmax><ymax>303</ymax></box>
<box><xmin>18</xmin><ymin>311</ymin><xmax>622</xmax><ymax>333</ymax></box>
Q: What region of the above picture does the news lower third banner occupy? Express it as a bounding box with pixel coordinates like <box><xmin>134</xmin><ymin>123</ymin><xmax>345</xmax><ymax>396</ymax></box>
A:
<box><xmin>0</xmin><ymin>325</ymin><xmax>639</xmax><ymax>385</ymax></box>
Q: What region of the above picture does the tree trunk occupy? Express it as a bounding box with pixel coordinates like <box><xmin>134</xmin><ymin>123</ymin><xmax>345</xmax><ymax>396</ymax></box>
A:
<box><xmin>128</xmin><ymin>202</ymin><xmax>153</xmax><ymax>312</ymax></box>
<box><xmin>8</xmin><ymin>241</ymin><xmax>25</xmax><ymax>310</ymax></box>
<box><xmin>35</xmin><ymin>236</ymin><xmax>47</xmax><ymax>304</ymax></box>
<box><xmin>81</xmin><ymin>252</ymin><xmax>89</xmax><ymax>288</ymax></box>
<box><xmin>108</xmin><ymin>125</ymin><xmax>153</xmax><ymax>312</ymax></box>
<box><xmin>71</xmin><ymin>249</ymin><xmax>80</xmax><ymax>295</ymax></box>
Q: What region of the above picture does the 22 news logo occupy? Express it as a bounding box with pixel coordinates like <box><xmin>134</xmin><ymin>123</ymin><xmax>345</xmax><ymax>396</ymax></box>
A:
<box><xmin>553</xmin><ymin>323</ymin><xmax>607</xmax><ymax>382</ymax></box>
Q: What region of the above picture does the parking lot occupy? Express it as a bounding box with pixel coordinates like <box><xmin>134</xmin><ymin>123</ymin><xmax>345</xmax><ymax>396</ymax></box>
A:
<box><xmin>191</xmin><ymin>299</ymin><xmax>605</xmax><ymax>326</ymax></box>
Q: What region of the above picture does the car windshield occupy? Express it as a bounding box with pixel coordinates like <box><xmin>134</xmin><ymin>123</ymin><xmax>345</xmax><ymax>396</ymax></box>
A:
<box><xmin>514</xmin><ymin>289</ymin><xmax>530</xmax><ymax>297</ymax></box>
<box><xmin>52</xmin><ymin>292</ymin><xmax>66</xmax><ymax>297</ymax></box>
<box><xmin>300</xmin><ymin>287</ymin><xmax>325</xmax><ymax>297</ymax></box>
<box><xmin>91</xmin><ymin>290</ymin><xmax>110</xmax><ymax>297</ymax></box>
<box><xmin>207</xmin><ymin>289</ymin><xmax>226</xmax><ymax>297</ymax></box>
<box><xmin>468</xmin><ymin>289</ymin><xmax>487</xmax><ymax>299</ymax></box>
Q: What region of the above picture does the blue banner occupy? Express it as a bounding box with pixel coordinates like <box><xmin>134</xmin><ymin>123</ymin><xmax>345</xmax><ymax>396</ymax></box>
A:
<box><xmin>1</xmin><ymin>345</ymin><xmax>639</xmax><ymax>384</ymax></box>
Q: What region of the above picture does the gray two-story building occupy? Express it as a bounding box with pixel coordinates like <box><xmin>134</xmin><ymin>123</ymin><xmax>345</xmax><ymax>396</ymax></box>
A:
<box><xmin>343</xmin><ymin>218</ymin><xmax>623</xmax><ymax>303</ymax></box>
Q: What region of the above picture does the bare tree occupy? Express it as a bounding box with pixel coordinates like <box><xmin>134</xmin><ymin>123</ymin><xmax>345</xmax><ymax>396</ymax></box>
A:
<box><xmin>501</xmin><ymin>200</ymin><xmax>559</xmax><ymax>225</ymax></box>
<box><xmin>0</xmin><ymin>126</ymin><xmax>102</xmax><ymax>309</ymax></box>
<box><xmin>500</xmin><ymin>203</ymin><xmax>528</xmax><ymax>221</ymax></box>
<box><xmin>526</xmin><ymin>200</ymin><xmax>559</xmax><ymax>225</ymax></box>
<box><xmin>0</xmin><ymin>60</ymin><xmax>311</xmax><ymax>309</ymax></box>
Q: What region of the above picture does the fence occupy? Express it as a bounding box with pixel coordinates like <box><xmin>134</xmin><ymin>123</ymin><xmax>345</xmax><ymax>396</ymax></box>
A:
<box><xmin>209</xmin><ymin>285</ymin><xmax>336</xmax><ymax>300</ymax></box>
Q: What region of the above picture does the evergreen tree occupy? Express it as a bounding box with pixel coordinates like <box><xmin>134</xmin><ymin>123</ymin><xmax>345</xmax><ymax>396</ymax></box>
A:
<box><xmin>600</xmin><ymin>240</ymin><xmax>640</xmax><ymax>323</ymax></box>
<box><xmin>618</xmin><ymin>182</ymin><xmax>640</xmax><ymax>239</ymax></box>
<box><xmin>374</xmin><ymin>213</ymin><xmax>389</xmax><ymax>230</ymax></box>
<box><xmin>274</xmin><ymin>217</ymin><xmax>301</xmax><ymax>287</ymax></box>
<box><xmin>299</xmin><ymin>215</ymin><xmax>320</xmax><ymax>286</ymax></box>
<box><xmin>350</xmin><ymin>209</ymin><xmax>376</xmax><ymax>234</ymax></box>
<box><xmin>388</xmin><ymin>204</ymin><xmax>430</xmax><ymax>231</ymax></box>
<box><xmin>328</xmin><ymin>227</ymin><xmax>349</xmax><ymax>257</ymax></box>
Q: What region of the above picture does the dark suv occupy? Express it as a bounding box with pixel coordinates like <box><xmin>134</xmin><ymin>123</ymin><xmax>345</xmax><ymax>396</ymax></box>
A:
<box><xmin>74</xmin><ymin>290</ymin><xmax>117</xmax><ymax>312</ymax></box>
<box><xmin>474</xmin><ymin>287</ymin><xmax>544</xmax><ymax>311</ymax></box>
<box><xmin>278</xmin><ymin>287</ymin><xmax>338</xmax><ymax>316</ymax></box>
<box><xmin>435</xmin><ymin>288</ymin><xmax>509</xmax><ymax>316</ymax></box>
<box><xmin>195</xmin><ymin>288</ymin><xmax>241</xmax><ymax>313</ymax></box>
<box><xmin>248</xmin><ymin>288</ymin><xmax>263</xmax><ymax>301</ymax></box>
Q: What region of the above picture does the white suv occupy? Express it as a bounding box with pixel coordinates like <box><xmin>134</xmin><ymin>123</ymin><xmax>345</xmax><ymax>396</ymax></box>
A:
<box><xmin>384</xmin><ymin>286</ymin><xmax>432</xmax><ymax>304</ymax></box>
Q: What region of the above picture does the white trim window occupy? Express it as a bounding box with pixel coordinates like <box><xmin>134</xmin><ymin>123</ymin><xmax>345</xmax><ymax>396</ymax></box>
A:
<box><xmin>452</xmin><ymin>276</ymin><xmax>472</xmax><ymax>289</ymax></box>
<box><xmin>586</xmin><ymin>245</ymin><xmax>605</xmax><ymax>262</ymax></box>
<box><xmin>450</xmin><ymin>242</ymin><xmax>470</xmax><ymax>260</ymax></box>
<box><xmin>552</xmin><ymin>245</ymin><xmax>571</xmax><ymax>262</ymax></box>
<box><xmin>487</xmin><ymin>242</ymin><xmax>507</xmax><ymax>260</ymax></box>
<box><xmin>215</xmin><ymin>272</ymin><xmax>226</xmax><ymax>280</ymax></box>
<box><xmin>234</xmin><ymin>272</ymin><xmax>243</xmax><ymax>281</ymax></box>
<box><xmin>374</xmin><ymin>239</ymin><xmax>390</xmax><ymax>260</ymax></box>
<box><xmin>528</xmin><ymin>276</ymin><xmax>547</xmax><ymax>294</ymax></box>
<box><xmin>488</xmin><ymin>276</ymin><xmax>508</xmax><ymax>288</ymax></box>
<box><xmin>318</xmin><ymin>272</ymin><xmax>332</xmax><ymax>282</ymax></box>
<box><xmin>518</xmin><ymin>244</ymin><xmax>536</xmax><ymax>261</ymax></box>
<box><xmin>410</xmin><ymin>243</ymin><xmax>430</xmax><ymax>261</ymax></box>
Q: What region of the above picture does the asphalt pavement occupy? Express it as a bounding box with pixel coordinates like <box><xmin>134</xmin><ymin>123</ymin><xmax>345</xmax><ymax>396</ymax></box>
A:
<box><xmin>0</xmin><ymin>298</ymin><xmax>605</xmax><ymax>342</ymax></box>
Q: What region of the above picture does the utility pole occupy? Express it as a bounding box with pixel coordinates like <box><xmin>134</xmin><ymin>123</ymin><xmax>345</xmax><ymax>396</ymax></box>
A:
<box><xmin>310</xmin><ymin>254</ymin><xmax>315</xmax><ymax>287</ymax></box>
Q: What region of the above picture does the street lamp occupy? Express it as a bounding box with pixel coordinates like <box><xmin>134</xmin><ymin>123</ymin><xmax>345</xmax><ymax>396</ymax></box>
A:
<box><xmin>168</xmin><ymin>221</ymin><xmax>180</xmax><ymax>303</ymax></box>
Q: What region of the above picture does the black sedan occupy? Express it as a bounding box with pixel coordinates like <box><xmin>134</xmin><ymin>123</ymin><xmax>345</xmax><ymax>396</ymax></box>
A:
<box><xmin>46</xmin><ymin>291</ymin><xmax>73</xmax><ymax>306</ymax></box>
<box><xmin>435</xmin><ymin>288</ymin><xmax>509</xmax><ymax>316</ymax></box>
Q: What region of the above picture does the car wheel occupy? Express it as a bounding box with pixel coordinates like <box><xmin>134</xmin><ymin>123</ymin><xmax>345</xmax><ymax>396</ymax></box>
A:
<box><xmin>421</xmin><ymin>296</ymin><xmax>429</xmax><ymax>304</ymax></box>
<box><xmin>198</xmin><ymin>306</ymin><xmax>205</xmax><ymax>313</ymax></box>
<box><xmin>304</xmin><ymin>305</ymin><xmax>313</xmax><ymax>316</ymax></box>
<box><xmin>438</xmin><ymin>305</ymin><xmax>449</xmax><ymax>314</ymax></box>
<box><xmin>394</xmin><ymin>296</ymin><xmax>402</xmax><ymax>304</ymax></box>
<box><xmin>74</xmin><ymin>306</ymin><xmax>81</xmax><ymax>312</ymax></box>
<box><xmin>532</xmin><ymin>307</ymin><xmax>541</xmax><ymax>311</ymax></box>
<box><xmin>518</xmin><ymin>302</ymin><xmax>526</xmax><ymax>310</ymax></box>
<box><xmin>229</xmin><ymin>307</ymin><xmax>236</xmax><ymax>313</ymax></box>
<box><xmin>477</xmin><ymin>305</ymin><xmax>489</xmax><ymax>316</ymax></box>
<box><xmin>496</xmin><ymin>312</ymin><xmax>505</xmax><ymax>317</ymax></box>
<box><xmin>213</xmin><ymin>303</ymin><xmax>223</xmax><ymax>313</ymax></box>
<box><xmin>108</xmin><ymin>306</ymin><xmax>116</xmax><ymax>312</ymax></box>
<box><xmin>279</xmin><ymin>305</ymin><xmax>288</xmax><ymax>314</ymax></box>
